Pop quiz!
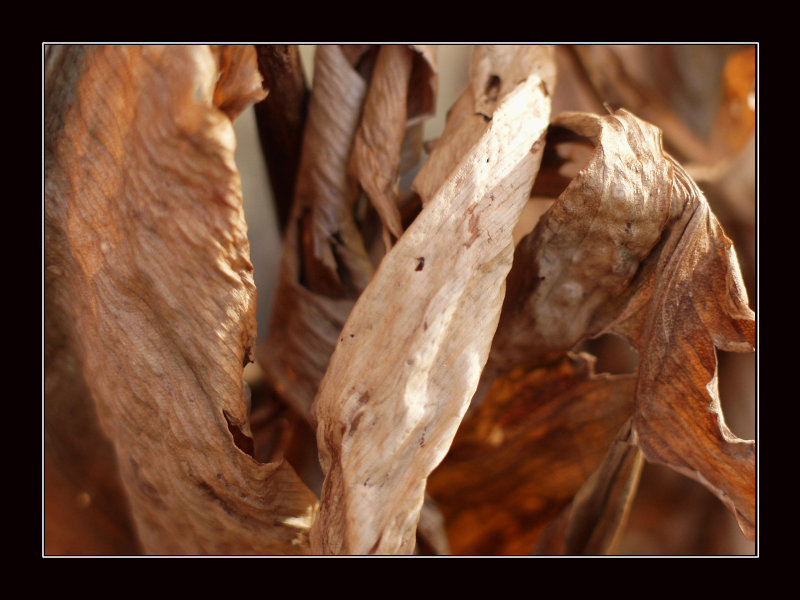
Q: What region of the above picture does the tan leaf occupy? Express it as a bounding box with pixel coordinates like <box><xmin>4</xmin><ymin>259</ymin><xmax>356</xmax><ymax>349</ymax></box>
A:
<box><xmin>44</xmin><ymin>44</ymin><xmax>317</xmax><ymax>554</ymax></box>
<box><xmin>310</xmin><ymin>45</ymin><xmax>554</xmax><ymax>555</ymax></box>
<box><xmin>428</xmin><ymin>353</ymin><xmax>635</xmax><ymax>555</ymax></box>
<box><xmin>259</xmin><ymin>45</ymin><xmax>435</xmax><ymax>421</ymax></box>
<box><xmin>348</xmin><ymin>45</ymin><xmax>437</xmax><ymax>244</ymax></box>
<box><xmin>413</xmin><ymin>45</ymin><xmax>556</xmax><ymax>207</ymax></box>
<box><xmin>257</xmin><ymin>45</ymin><xmax>375</xmax><ymax>420</ymax></box>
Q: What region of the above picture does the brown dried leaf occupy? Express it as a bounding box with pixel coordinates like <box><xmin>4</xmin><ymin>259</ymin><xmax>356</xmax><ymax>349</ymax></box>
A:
<box><xmin>348</xmin><ymin>45</ymin><xmax>437</xmax><ymax>244</ymax></box>
<box><xmin>253</xmin><ymin>44</ymin><xmax>309</xmax><ymax>232</ymax></box>
<box><xmin>310</xmin><ymin>45</ymin><xmax>554</xmax><ymax>555</ymax></box>
<box><xmin>489</xmin><ymin>109</ymin><xmax>755</xmax><ymax>540</ymax></box>
<box><xmin>258</xmin><ymin>45</ymin><xmax>374</xmax><ymax>419</ymax></box>
<box><xmin>566</xmin><ymin>45</ymin><xmax>714</xmax><ymax>164</ymax></box>
<box><xmin>259</xmin><ymin>45</ymin><xmax>435</xmax><ymax>421</ymax></box>
<box><xmin>44</xmin><ymin>45</ymin><xmax>317</xmax><ymax>554</ymax></box>
<box><xmin>532</xmin><ymin>419</ymin><xmax>644</xmax><ymax>555</ymax></box>
<box><xmin>45</xmin><ymin>49</ymin><xmax>142</xmax><ymax>554</ymax></box>
<box><xmin>428</xmin><ymin>353</ymin><xmax>635</xmax><ymax>555</ymax></box>
<box><xmin>490</xmin><ymin>112</ymin><xmax>677</xmax><ymax>371</ymax></box>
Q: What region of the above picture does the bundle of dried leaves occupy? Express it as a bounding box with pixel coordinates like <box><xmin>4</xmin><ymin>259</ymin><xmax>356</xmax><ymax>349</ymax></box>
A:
<box><xmin>43</xmin><ymin>43</ymin><xmax>756</xmax><ymax>556</ymax></box>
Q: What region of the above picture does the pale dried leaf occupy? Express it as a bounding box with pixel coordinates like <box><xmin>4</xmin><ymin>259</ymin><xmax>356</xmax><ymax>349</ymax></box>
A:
<box><xmin>413</xmin><ymin>45</ymin><xmax>556</xmax><ymax>206</ymax></box>
<box><xmin>310</xmin><ymin>45</ymin><xmax>554</xmax><ymax>555</ymax></box>
<box><xmin>44</xmin><ymin>45</ymin><xmax>317</xmax><ymax>554</ymax></box>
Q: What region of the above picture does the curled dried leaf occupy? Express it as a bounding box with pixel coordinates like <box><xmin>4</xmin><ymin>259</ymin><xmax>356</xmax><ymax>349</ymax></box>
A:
<box><xmin>348</xmin><ymin>45</ymin><xmax>437</xmax><ymax>244</ymax></box>
<box><xmin>44</xmin><ymin>45</ymin><xmax>317</xmax><ymax>554</ymax></box>
<box><xmin>490</xmin><ymin>111</ymin><xmax>677</xmax><ymax>371</ymax></box>
<box><xmin>253</xmin><ymin>44</ymin><xmax>309</xmax><ymax>232</ymax></box>
<box><xmin>428</xmin><ymin>353</ymin><xmax>635</xmax><ymax>555</ymax></box>
<box><xmin>310</xmin><ymin>45</ymin><xmax>554</xmax><ymax>555</ymax></box>
<box><xmin>488</xmin><ymin>108</ymin><xmax>755</xmax><ymax>540</ymax></box>
<box><xmin>259</xmin><ymin>45</ymin><xmax>436</xmax><ymax>421</ymax></box>
<box><xmin>258</xmin><ymin>45</ymin><xmax>374</xmax><ymax>419</ymax></box>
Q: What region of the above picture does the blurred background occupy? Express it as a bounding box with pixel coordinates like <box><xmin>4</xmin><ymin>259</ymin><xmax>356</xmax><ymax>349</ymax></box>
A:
<box><xmin>234</xmin><ymin>44</ymin><xmax>756</xmax><ymax>555</ymax></box>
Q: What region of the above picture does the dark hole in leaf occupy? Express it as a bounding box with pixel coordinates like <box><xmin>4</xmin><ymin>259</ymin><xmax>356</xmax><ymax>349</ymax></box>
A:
<box><xmin>484</xmin><ymin>74</ymin><xmax>501</xmax><ymax>101</ymax></box>
<box><xmin>224</xmin><ymin>411</ymin><xmax>256</xmax><ymax>458</ymax></box>
<box><xmin>530</xmin><ymin>126</ymin><xmax>595</xmax><ymax>199</ymax></box>
<box><xmin>716</xmin><ymin>350</ymin><xmax>756</xmax><ymax>440</ymax></box>
<box><xmin>580</xmin><ymin>333</ymin><xmax>639</xmax><ymax>376</ymax></box>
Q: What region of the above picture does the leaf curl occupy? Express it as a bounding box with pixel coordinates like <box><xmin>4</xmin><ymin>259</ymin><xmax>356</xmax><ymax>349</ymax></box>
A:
<box><xmin>44</xmin><ymin>45</ymin><xmax>317</xmax><ymax>554</ymax></box>
<box><xmin>310</xmin><ymin>45</ymin><xmax>555</xmax><ymax>555</ymax></box>
<box><xmin>488</xmin><ymin>108</ymin><xmax>755</xmax><ymax>539</ymax></box>
<box><xmin>259</xmin><ymin>45</ymin><xmax>436</xmax><ymax>421</ymax></box>
<box><xmin>428</xmin><ymin>353</ymin><xmax>635</xmax><ymax>555</ymax></box>
<box><xmin>348</xmin><ymin>45</ymin><xmax>437</xmax><ymax>246</ymax></box>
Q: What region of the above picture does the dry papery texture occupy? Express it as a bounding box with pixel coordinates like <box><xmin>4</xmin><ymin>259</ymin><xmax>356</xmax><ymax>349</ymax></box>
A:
<box><xmin>257</xmin><ymin>44</ymin><xmax>437</xmax><ymax>424</ymax></box>
<box><xmin>428</xmin><ymin>108</ymin><xmax>755</xmax><ymax>554</ymax></box>
<box><xmin>44</xmin><ymin>45</ymin><xmax>317</xmax><ymax>554</ymax></box>
<box><xmin>542</xmin><ymin>45</ymin><xmax>756</xmax><ymax>555</ymax></box>
<box><xmin>309</xmin><ymin>45</ymin><xmax>556</xmax><ymax>555</ymax></box>
<box><xmin>44</xmin><ymin>44</ymin><xmax>755</xmax><ymax>556</ymax></box>
<box><xmin>252</xmin><ymin>45</ymin><xmax>309</xmax><ymax>233</ymax></box>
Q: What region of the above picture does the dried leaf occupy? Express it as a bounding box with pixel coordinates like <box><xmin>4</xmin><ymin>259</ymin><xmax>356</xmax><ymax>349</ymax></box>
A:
<box><xmin>428</xmin><ymin>353</ymin><xmax>635</xmax><ymax>555</ymax></box>
<box><xmin>489</xmin><ymin>108</ymin><xmax>755</xmax><ymax>540</ymax></box>
<box><xmin>44</xmin><ymin>45</ymin><xmax>317</xmax><ymax>554</ymax></box>
<box><xmin>44</xmin><ymin>48</ymin><xmax>142</xmax><ymax>554</ymax></box>
<box><xmin>257</xmin><ymin>45</ymin><xmax>373</xmax><ymax>420</ymax></box>
<box><xmin>414</xmin><ymin>45</ymin><xmax>555</xmax><ymax>206</ymax></box>
<box><xmin>310</xmin><ymin>45</ymin><xmax>554</xmax><ymax>555</ymax></box>
<box><xmin>533</xmin><ymin>419</ymin><xmax>644</xmax><ymax>555</ymax></box>
<box><xmin>253</xmin><ymin>44</ymin><xmax>309</xmax><ymax>232</ymax></box>
<box><xmin>348</xmin><ymin>45</ymin><xmax>437</xmax><ymax>244</ymax></box>
<box><xmin>259</xmin><ymin>45</ymin><xmax>436</xmax><ymax>420</ymax></box>
<box><xmin>565</xmin><ymin>45</ymin><xmax>713</xmax><ymax>163</ymax></box>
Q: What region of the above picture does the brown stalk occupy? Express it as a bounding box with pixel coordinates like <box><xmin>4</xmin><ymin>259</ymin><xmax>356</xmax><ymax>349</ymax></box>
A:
<box><xmin>253</xmin><ymin>45</ymin><xmax>309</xmax><ymax>233</ymax></box>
